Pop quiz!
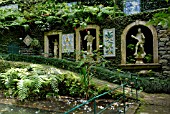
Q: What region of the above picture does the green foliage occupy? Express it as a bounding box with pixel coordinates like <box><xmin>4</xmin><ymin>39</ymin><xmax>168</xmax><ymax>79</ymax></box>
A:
<box><xmin>89</xmin><ymin>66</ymin><xmax>170</xmax><ymax>94</ymax></box>
<box><xmin>17</xmin><ymin>79</ymin><xmax>32</xmax><ymax>100</ymax></box>
<box><xmin>102</xmin><ymin>8</ymin><xmax>169</xmax><ymax>65</ymax></box>
<box><xmin>0</xmin><ymin>8</ymin><xmax>26</xmax><ymax>28</ymax></box>
<box><xmin>144</xmin><ymin>54</ymin><xmax>153</xmax><ymax>63</ymax></box>
<box><xmin>4</xmin><ymin>54</ymin><xmax>79</xmax><ymax>72</ymax></box>
<box><xmin>76</xmin><ymin>56</ymin><xmax>99</xmax><ymax>99</ymax></box>
<box><xmin>0</xmin><ymin>64</ymin><xmax>64</xmax><ymax>101</ymax></box>
<box><xmin>149</xmin><ymin>7</ymin><xmax>170</xmax><ymax>28</ymax></box>
<box><xmin>127</xmin><ymin>44</ymin><xmax>136</xmax><ymax>63</ymax></box>
<box><xmin>140</xmin><ymin>0</ymin><xmax>170</xmax><ymax>11</ymax></box>
<box><xmin>0</xmin><ymin>1</ymin><xmax>124</xmax><ymax>30</ymax></box>
<box><xmin>30</xmin><ymin>38</ymin><xmax>40</xmax><ymax>47</ymax></box>
<box><xmin>2</xmin><ymin>54</ymin><xmax>170</xmax><ymax>94</ymax></box>
<box><xmin>0</xmin><ymin>56</ymin><xmax>11</xmax><ymax>73</ymax></box>
<box><xmin>127</xmin><ymin>44</ymin><xmax>153</xmax><ymax>63</ymax></box>
<box><xmin>127</xmin><ymin>44</ymin><xmax>135</xmax><ymax>50</ymax></box>
<box><xmin>0</xmin><ymin>3</ymin><xmax>169</xmax><ymax>66</ymax></box>
<box><xmin>30</xmin><ymin>38</ymin><xmax>41</xmax><ymax>55</ymax></box>
<box><xmin>0</xmin><ymin>61</ymin><xmax>114</xmax><ymax>101</ymax></box>
<box><xmin>137</xmin><ymin>77</ymin><xmax>170</xmax><ymax>93</ymax></box>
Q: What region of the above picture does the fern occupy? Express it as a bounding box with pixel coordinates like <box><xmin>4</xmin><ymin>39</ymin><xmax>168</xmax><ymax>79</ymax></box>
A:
<box><xmin>17</xmin><ymin>79</ymin><xmax>32</xmax><ymax>101</ymax></box>
<box><xmin>29</xmin><ymin>75</ymin><xmax>43</xmax><ymax>93</ymax></box>
<box><xmin>0</xmin><ymin>63</ymin><xmax>104</xmax><ymax>100</ymax></box>
<box><xmin>50</xmin><ymin>74</ymin><xmax>59</xmax><ymax>93</ymax></box>
<box><xmin>49</xmin><ymin>74</ymin><xmax>64</xmax><ymax>93</ymax></box>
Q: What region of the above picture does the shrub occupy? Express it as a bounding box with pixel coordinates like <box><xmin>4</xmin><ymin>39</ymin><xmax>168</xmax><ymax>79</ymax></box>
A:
<box><xmin>0</xmin><ymin>63</ymin><xmax>112</xmax><ymax>101</ymax></box>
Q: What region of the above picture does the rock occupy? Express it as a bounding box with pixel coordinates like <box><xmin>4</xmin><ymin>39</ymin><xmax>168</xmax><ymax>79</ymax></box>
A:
<box><xmin>138</xmin><ymin>70</ymin><xmax>150</xmax><ymax>75</ymax></box>
<box><xmin>160</xmin><ymin>38</ymin><xmax>169</xmax><ymax>42</ymax></box>
<box><xmin>162</xmin><ymin>66</ymin><xmax>170</xmax><ymax>70</ymax></box>
<box><xmin>162</xmin><ymin>55</ymin><xmax>170</xmax><ymax>59</ymax></box>
<box><xmin>159</xmin><ymin>30</ymin><xmax>167</xmax><ymax>34</ymax></box>
<box><xmin>158</xmin><ymin>51</ymin><xmax>166</xmax><ymax>55</ymax></box>
<box><xmin>159</xmin><ymin>42</ymin><xmax>165</xmax><ymax>46</ymax></box>
<box><xmin>163</xmin><ymin>71</ymin><xmax>170</xmax><ymax>75</ymax></box>
<box><xmin>159</xmin><ymin>59</ymin><xmax>168</xmax><ymax>65</ymax></box>
<box><xmin>166</xmin><ymin>41</ymin><xmax>170</xmax><ymax>46</ymax></box>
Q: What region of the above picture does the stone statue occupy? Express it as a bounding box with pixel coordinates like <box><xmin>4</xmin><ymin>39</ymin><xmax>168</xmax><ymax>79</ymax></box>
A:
<box><xmin>131</xmin><ymin>28</ymin><xmax>146</xmax><ymax>58</ymax></box>
<box><xmin>84</xmin><ymin>31</ymin><xmax>95</xmax><ymax>54</ymax></box>
<box><xmin>53</xmin><ymin>39</ymin><xmax>58</xmax><ymax>58</ymax></box>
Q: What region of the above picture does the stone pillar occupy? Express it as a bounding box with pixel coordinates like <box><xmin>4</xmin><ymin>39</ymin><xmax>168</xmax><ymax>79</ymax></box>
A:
<box><xmin>44</xmin><ymin>35</ymin><xmax>49</xmax><ymax>57</ymax></box>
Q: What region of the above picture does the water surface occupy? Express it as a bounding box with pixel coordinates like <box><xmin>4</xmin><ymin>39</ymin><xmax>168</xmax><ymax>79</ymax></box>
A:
<box><xmin>0</xmin><ymin>103</ymin><xmax>55</xmax><ymax>114</ymax></box>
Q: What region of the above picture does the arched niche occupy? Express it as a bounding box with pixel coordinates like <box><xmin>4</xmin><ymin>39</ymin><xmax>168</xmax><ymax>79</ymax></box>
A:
<box><xmin>75</xmin><ymin>25</ymin><xmax>100</xmax><ymax>61</ymax></box>
<box><xmin>121</xmin><ymin>20</ymin><xmax>158</xmax><ymax>65</ymax></box>
<box><xmin>44</xmin><ymin>30</ymin><xmax>62</xmax><ymax>59</ymax></box>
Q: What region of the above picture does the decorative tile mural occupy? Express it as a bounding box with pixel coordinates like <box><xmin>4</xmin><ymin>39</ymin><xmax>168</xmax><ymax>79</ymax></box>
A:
<box><xmin>123</xmin><ymin>0</ymin><xmax>141</xmax><ymax>15</ymax></box>
<box><xmin>23</xmin><ymin>35</ymin><xmax>32</xmax><ymax>46</ymax></box>
<box><xmin>67</xmin><ymin>2</ymin><xmax>77</xmax><ymax>12</ymax></box>
<box><xmin>62</xmin><ymin>33</ymin><xmax>74</xmax><ymax>53</ymax></box>
<box><xmin>0</xmin><ymin>4</ymin><xmax>18</xmax><ymax>11</ymax></box>
<box><xmin>103</xmin><ymin>28</ymin><xmax>115</xmax><ymax>57</ymax></box>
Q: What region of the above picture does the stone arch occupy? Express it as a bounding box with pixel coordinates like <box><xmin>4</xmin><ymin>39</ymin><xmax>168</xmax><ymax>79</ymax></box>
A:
<box><xmin>121</xmin><ymin>20</ymin><xmax>158</xmax><ymax>64</ymax></box>
<box><xmin>75</xmin><ymin>25</ymin><xmax>100</xmax><ymax>60</ymax></box>
<box><xmin>44</xmin><ymin>30</ymin><xmax>62</xmax><ymax>58</ymax></box>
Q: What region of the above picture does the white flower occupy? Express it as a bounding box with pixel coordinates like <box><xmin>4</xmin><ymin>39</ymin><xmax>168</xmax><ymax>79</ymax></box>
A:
<box><xmin>98</xmin><ymin>106</ymin><xmax>104</xmax><ymax>109</ymax></box>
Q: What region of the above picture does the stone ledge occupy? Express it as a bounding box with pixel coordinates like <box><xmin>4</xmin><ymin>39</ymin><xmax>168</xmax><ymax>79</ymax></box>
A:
<box><xmin>118</xmin><ymin>63</ymin><xmax>161</xmax><ymax>70</ymax></box>
<box><xmin>126</xmin><ymin>103</ymin><xmax>140</xmax><ymax>114</ymax></box>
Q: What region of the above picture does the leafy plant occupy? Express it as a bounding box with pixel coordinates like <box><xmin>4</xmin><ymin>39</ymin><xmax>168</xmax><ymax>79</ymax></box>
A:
<box><xmin>17</xmin><ymin>79</ymin><xmax>33</xmax><ymax>100</ymax></box>
<box><xmin>127</xmin><ymin>44</ymin><xmax>135</xmax><ymax>63</ymax></box>
<box><xmin>30</xmin><ymin>38</ymin><xmax>41</xmax><ymax>54</ymax></box>
<box><xmin>144</xmin><ymin>54</ymin><xmax>153</xmax><ymax>63</ymax></box>
<box><xmin>0</xmin><ymin>61</ymin><xmax>116</xmax><ymax>101</ymax></box>
<box><xmin>0</xmin><ymin>64</ymin><xmax>63</xmax><ymax>100</ymax></box>
<box><xmin>0</xmin><ymin>1</ymin><xmax>124</xmax><ymax>30</ymax></box>
<box><xmin>3</xmin><ymin>54</ymin><xmax>170</xmax><ymax>94</ymax></box>
<box><xmin>149</xmin><ymin>5</ymin><xmax>170</xmax><ymax>28</ymax></box>
<box><xmin>77</xmin><ymin>58</ymin><xmax>95</xmax><ymax>99</ymax></box>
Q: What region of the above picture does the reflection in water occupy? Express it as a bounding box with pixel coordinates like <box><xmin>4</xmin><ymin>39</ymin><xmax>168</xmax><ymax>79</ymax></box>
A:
<box><xmin>0</xmin><ymin>97</ymin><xmax>134</xmax><ymax>114</ymax></box>
<box><xmin>0</xmin><ymin>100</ymin><xmax>128</xmax><ymax>114</ymax></box>
<box><xmin>0</xmin><ymin>104</ymin><xmax>56</xmax><ymax>114</ymax></box>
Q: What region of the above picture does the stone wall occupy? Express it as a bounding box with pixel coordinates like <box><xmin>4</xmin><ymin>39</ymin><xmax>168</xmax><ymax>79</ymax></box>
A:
<box><xmin>158</xmin><ymin>28</ymin><xmax>170</xmax><ymax>78</ymax></box>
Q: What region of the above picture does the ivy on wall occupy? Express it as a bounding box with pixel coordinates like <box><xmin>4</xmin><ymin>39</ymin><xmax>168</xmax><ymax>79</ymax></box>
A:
<box><xmin>98</xmin><ymin>8</ymin><xmax>169</xmax><ymax>65</ymax></box>
<box><xmin>0</xmin><ymin>0</ymin><xmax>124</xmax><ymax>54</ymax></box>
<box><xmin>0</xmin><ymin>1</ymin><xmax>124</xmax><ymax>31</ymax></box>
<box><xmin>140</xmin><ymin>0</ymin><xmax>170</xmax><ymax>11</ymax></box>
<box><xmin>149</xmin><ymin>7</ymin><xmax>170</xmax><ymax>28</ymax></box>
<box><xmin>0</xmin><ymin>8</ymin><xmax>168</xmax><ymax>63</ymax></box>
<box><xmin>0</xmin><ymin>0</ymin><xmax>169</xmax><ymax>66</ymax></box>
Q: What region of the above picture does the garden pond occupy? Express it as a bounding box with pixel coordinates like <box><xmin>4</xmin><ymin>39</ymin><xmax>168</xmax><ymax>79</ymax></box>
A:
<box><xmin>1</xmin><ymin>101</ymin><xmax>170</xmax><ymax>114</ymax></box>
<box><xmin>0</xmin><ymin>96</ymin><xmax>134</xmax><ymax>114</ymax></box>
<box><xmin>0</xmin><ymin>103</ymin><xmax>54</xmax><ymax>114</ymax></box>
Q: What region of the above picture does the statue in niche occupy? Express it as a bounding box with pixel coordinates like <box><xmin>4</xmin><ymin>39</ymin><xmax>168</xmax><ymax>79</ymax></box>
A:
<box><xmin>53</xmin><ymin>39</ymin><xmax>58</xmax><ymax>58</ymax></box>
<box><xmin>84</xmin><ymin>31</ymin><xmax>95</xmax><ymax>55</ymax></box>
<box><xmin>131</xmin><ymin>28</ymin><xmax>146</xmax><ymax>58</ymax></box>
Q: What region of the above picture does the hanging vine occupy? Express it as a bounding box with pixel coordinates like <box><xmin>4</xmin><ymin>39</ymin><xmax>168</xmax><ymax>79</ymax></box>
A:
<box><xmin>0</xmin><ymin>1</ymin><xmax>124</xmax><ymax>31</ymax></box>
